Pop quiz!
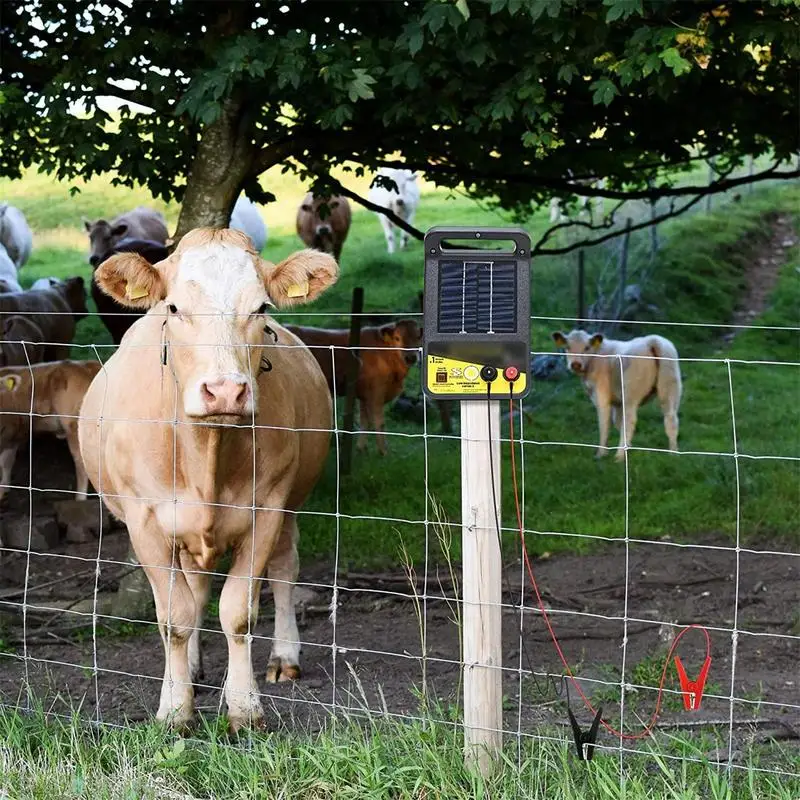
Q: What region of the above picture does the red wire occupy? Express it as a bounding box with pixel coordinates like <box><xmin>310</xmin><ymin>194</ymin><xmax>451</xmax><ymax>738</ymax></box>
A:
<box><xmin>507</xmin><ymin>397</ymin><xmax>711</xmax><ymax>741</ymax></box>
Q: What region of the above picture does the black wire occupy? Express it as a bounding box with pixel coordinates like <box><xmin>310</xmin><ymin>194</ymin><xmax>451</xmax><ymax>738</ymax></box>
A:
<box><xmin>486</xmin><ymin>380</ymin><xmax>567</xmax><ymax>704</ymax></box>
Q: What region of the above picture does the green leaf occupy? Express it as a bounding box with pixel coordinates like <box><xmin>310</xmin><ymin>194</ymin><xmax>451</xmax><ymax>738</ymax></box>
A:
<box><xmin>557</xmin><ymin>63</ymin><xmax>577</xmax><ymax>85</ymax></box>
<box><xmin>603</xmin><ymin>0</ymin><xmax>643</xmax><ymax>23</ymax></box>
<box><xmin>660</xmin><ymin>47</ymin><xmax>692</xmax><ymax>76</ymax></box>
<box><xmin>590</xmin><ymin>77</ymin><xmax>619</xmax><ymax>106</ymax></box>
<box><xmin>455</xmin><ymin>0</ymin><xmax>470</xmax><ymax>20</ymax></box>
<box><xmin>347</xmin><ymin>68</ymin><xmax>376</xmax><ymax>102</ymax></box>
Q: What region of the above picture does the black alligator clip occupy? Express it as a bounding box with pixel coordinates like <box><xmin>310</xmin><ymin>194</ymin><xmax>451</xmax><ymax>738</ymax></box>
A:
<box><xmin>568</xmin><ymin>705</ymin><xmax>603</xmax><ymax>761</ymax></box>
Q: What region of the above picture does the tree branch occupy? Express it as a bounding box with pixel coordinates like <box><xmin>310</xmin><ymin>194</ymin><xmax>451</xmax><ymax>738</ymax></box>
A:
<box><xmin>376</xmin><ymin>159</ymin><xmax>800</xmax><ymax>201</ymax></box>
<box><xmin>531</xmin><ymin>193</ymin><xmax>707</xmax><ymax>257</ymax></box>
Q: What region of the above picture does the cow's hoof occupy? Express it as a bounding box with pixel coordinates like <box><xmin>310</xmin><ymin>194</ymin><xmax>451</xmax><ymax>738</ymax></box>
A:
<box><xmin>266</xmin><ymin>658</ymin><xmax>301</xmax><ymax>683</ymax></box>
<box><xmin>594</xmin><ymin>449</ymin><xmax>607</xmax><ymax>460</ymax></box>
<box><xmin>156</xmin><ymin>707</ymin><xmax>196</xmax><ymax>732</ymax></box>
<box><xmin>228</xmin><ymin>711</ymin><xmax>266</xmax><ymax>735</ymax></box>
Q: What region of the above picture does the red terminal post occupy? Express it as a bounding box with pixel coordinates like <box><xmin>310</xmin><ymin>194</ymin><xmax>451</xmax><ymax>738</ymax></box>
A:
<box><xmin>503</xmin><ymin>365</ymin><xmax>520</xmax><ymax>383</ymax></box>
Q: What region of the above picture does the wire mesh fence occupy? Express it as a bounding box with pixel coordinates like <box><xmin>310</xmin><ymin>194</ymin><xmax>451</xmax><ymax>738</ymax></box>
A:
<box><xmin>0</xmin><ymin>296</ymin><xmax>797</xmax><ymax>785</ymax></box>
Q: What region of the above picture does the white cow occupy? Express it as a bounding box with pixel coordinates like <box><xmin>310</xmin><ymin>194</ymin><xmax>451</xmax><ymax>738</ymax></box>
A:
<box><xmin>0</xmin><ymin>204</ymin><xmax>33</xmax><ymax>269</ymax></box>
<box><xmin>0</xmin><ymin>244</ymin><xmax>22</xmax><ymax>294</ymax></box>
<box><xmin>548</xmin><ymin>179</ymin><xmax>607</xmax><ymax>224</ymax></box>
<box><xmin>368</xmin><ymin>168</ymin><xmax>420</xmax><ymax>254</ymax></box>
<box><xmin>552</xmin><ymin>329</ymin><xmax>682</xmax><ymax>461</ymax></box>
<box><xmin>230</xmin><ymin>195</ymin><xmax>268</xmax><ymax>252</ymax></box>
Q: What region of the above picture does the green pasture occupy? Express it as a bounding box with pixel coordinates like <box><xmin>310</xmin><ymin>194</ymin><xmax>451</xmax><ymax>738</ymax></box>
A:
<box><xmin>1</xmin><ymin>171</ymin><xmax>798</xmax><ymax>572</ymax></box>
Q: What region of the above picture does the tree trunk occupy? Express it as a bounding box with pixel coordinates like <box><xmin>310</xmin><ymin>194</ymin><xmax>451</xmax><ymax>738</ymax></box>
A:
<box><xmin>173</xmin><ymin>93</ymin><xmax>257</xmax><ymax>241</ymax></box>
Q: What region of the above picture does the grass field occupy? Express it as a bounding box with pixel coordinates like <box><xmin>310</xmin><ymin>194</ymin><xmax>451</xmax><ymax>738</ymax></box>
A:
<box><xmin>1</xmin><ymin>706</ymin><xmax>798</xmax><ymax>799</ymax></box>
<box><xmin>1</xmin><ymin>168</ymin><xmax>799</xmax><ymax>798</ymax></box>
<box><xmin>2</xmin><ymin>170</ymin><xmax>798</xmax><ymax>571</ymax></box>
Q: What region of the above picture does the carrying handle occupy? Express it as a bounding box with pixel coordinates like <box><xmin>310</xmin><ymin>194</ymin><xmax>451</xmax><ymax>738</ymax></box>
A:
<box><xmin>424</xmin><ymin>226</ymin><xmax>531</xmax><ymax>256</ymax></box>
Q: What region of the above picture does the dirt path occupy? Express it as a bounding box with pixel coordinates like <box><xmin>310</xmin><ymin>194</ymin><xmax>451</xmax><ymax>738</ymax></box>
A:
<box><xmin>727</xmin><ymin>212</ymin><xmax>797</xmax><ymax>335</ymax></box>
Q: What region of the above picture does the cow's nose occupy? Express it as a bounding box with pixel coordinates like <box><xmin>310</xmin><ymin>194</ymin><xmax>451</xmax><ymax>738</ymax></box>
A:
<box><xmin>316</xmin><ymin>224</ymin><xmax>332</xmax><ymax>235</ymax></box>
<box><xmin>89</xmin><ymin>254</ymin><xmax>100</xmax><ymax>267</ymax></box>
<box><xmin>570</xmin><ymin>362</ymin><xmax>583</xmax><ymax>373</ymax></box>
<box><xmin>200</xmin><ymin>378</ymin><xmax>251</xmax><ymax>415</ymax></box>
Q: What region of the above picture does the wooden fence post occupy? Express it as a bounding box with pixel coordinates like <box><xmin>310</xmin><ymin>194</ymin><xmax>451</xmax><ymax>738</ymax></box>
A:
<box><xmin>615</xmin><ymin>218</ymin><xmax>632</xmax><ymax>322</ymax></box>
<box><xmin>577</xmin><ymin>248</ymin><xmax>585</xmax><ymax>327</ymax></box>
<box><xmin>461</xmin><ymin>400</ymin><xmax>502</xmax><ymax>776</ymax></box>
<box><xmin>341</xmin><ymin>287</ymin><xmax>363</xmax><ymax>476</ymax></box>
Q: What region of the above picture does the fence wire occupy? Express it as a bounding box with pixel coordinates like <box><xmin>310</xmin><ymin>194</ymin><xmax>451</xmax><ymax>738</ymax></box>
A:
<box><xmin>0</xmin><ymin>317</ymin><xmax>798</xmax><ymax>787</ymax></box>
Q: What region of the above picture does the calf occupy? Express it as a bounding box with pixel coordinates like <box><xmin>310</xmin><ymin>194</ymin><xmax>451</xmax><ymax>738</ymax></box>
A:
<box><xmin>0</xmin><ymin>315</ymin><xmax>45</xmax><ymax>367</ymax></box>
<box><xmin>84</xmin><ymin>206</ymin><xmax>168</xmax><ymax>267</ymax></box>
<box><xmin>79</xmin><ymin>228</ymin><xmax>337</xmax><ymax>730</ymax></box>
<box><xmin>286</xmin><ymin>320</ymin><xmax>422</xmax><ymax>455</ymax></box>
<box><xmin>230</xmin><ymin>195</ymin><xmax>268</xmax><ymax>252</ymax></box>
<box><xmin>0</xmin><ymin>204</ymin><xmax>33</xmax><ymax>269</ymax></box>
<box><xmin>0</xmin><ymin>243</ymin><xmax>22</xmax><ymax>294</ymax></box>
<box><xmin>0</xmin><ymin>277</ymin><xmax>88</xmax><ymax>361</ymax></box>
<box><xmin>368</xmin><ymin>169</ymin><xmax>420</xmax><ymax>254</ymax></box>
<box><xmin>552</xmin><ymin>329</ymin><xmax>681</xmax><ymax>461</ymax></box>
<box><xmin>296</xmin><ymin>194</ymin><xmax>351</xmax><ymax>261</ymax></box>
<box><xmin>91</xmin><ymin>238</ymin><xmax>169</xmax><ymax>345</ymax></box>
<box><xmin>0</xmin><ymin>360</ymin><xmax>102</xmax><ymax>506</ymax></box>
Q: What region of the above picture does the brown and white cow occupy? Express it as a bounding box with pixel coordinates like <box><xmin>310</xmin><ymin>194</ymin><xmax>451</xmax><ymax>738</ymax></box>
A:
<box><xmin>1</xmin><ymin>360</ymin><xmax>101</xmax><ymax>506</ymax></box>
<box><xmin>286</xmin><ymin>320</ymin><xmax>422</xmax><ymax>455</ymax></box>
<box><xmin>78</xmin><ymin>228</ymin><xmax>337</xmax><ymax>730</ymax></box>
<box><xmin>84</xmin><ymin>206</ymin><xmax>169</xmax><ymax>267</ymax></box>
<box><xmin>296</xmin><ymin>194</ymin><xmax>351</xmax><ymax>261</ymax></box>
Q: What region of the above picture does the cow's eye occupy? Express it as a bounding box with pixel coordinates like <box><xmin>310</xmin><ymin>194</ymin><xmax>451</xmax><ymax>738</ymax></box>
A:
<box><xmin>167</xmin><ymin>304</ymin><xmax>178</xmax><ymax>315</ymax></box>
<box><xmin>254</xmin><ymin>302</ymin><xmax>269</xmax><ymax>316</ymax></box>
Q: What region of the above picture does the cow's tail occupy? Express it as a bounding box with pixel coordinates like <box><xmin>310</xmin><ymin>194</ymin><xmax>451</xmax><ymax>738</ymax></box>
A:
<box><xmin>649</xmin><ymin>336</ymin><xmax>682</xmax><ymax>410</ymax></box>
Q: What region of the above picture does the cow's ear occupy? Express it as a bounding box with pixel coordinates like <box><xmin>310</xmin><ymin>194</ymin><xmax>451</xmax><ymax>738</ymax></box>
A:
<box><xmin>110</xmin><ymin>223</ymin><xmax>128</xmax><ymax>238</ymax></box>
<box><xmin>589</xmin><ymin>333</ymin><xmax>604</xmax><ymax>349</ymax></box>
<box><xmin>264</xmin><ymin>249</ymin><xmax>339</xmax><ymax>308</ymax></box>
<box><xmin>551</xmin><ymin>331</ymin><xmax>567</xmax><ymax>348</ymax></box>
<box><xmin>1</xmin><ymin>374</ymin><xmax>22</xmax><ymax>392</ymax></box>
<box><xmin>94</xmin><ymin>252</ymin><xmax>166</xmax><ymax>309</ymax></box>
<box><xmin>83</xmin><ymin>218</ymin><xmax>92</xmax><ymax>232</ymax></box>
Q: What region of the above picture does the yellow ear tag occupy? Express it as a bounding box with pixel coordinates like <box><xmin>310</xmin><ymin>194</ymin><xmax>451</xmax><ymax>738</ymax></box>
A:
<box><xmin>126</xmin><ymin>283</ymin><xmax>149</xmax><ymax>301</ymax></box>
<box><xmin>4</xmin><ymin>377</ymin><xmax>16</xmax><ymax>390</ymax></box>
<box><xmin>286</xmin><ymin>280</ymin><xmax>309</xmax><ymax>299</ymax></box>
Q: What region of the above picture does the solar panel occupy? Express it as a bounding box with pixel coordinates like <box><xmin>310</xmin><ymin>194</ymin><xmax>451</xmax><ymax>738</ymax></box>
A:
<box><xmin>438</xmin><ymin>261</ymin><xmax>517</xmax><ymax>334</ymax></box>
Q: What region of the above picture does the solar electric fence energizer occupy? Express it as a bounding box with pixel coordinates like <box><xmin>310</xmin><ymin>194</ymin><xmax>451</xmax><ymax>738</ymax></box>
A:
<box><xmin>422</xmin><ymin>227</ymin><xmax>531</xmax><ymax>401</ymax></box>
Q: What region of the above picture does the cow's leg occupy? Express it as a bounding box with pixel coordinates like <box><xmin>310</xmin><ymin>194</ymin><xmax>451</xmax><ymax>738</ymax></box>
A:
<box><xmin>63</xmin><ymin>422</ymin><xmax>88</xmax><ymax>500</ymax></box>
<box><xmin>266</xmin><ymin>515</ymin><xmax>301</xmax><ymax>683</ymax></box>
<box><xmin>399</xmin><ymin>209</ymin><xmax>414</xmax><ymax>249</ymax></box>
<box><xmin>380</xmin><ymin>215</ymin><xmax>395</xmax><ymax>254</ymax></box>
<box><xmin>616</xmin><ymin>401</ymin><xmax>639</xmax><ymax>462</ymax></box>
<box><xmin>595</xmin><ymin>403</ymin><xmax>612</xmax><ymax>459</ymax></box>
<box><xmin>128</xmin><ymin>523</ymin><xmax>196</xmax><ymax>726</ymax></box>
<box><xmin>661</xmin><ymin>397</ymin><xmax>680</xmax><ymax>452</ymax></box>
<box><xmin>611</xmin><ymin>406</ymin><xmax>621</xmax><ymax>431</ymax></box>
<box><xmin>373</xmin><ymin>398</ymin><xmax>388</xmax><ymax>456</ymax></box>
<box><xmin>218</xmin><ymin>508</ymin><xmax>282</xmax><ymax>731</ymax></box>
<box><xmin>357</xmin><ymin>400</ymin><xmax>374</xmax><ymax>452</ymax></box>
<box><xmin>0</xmin><ymin>446</ymin><xmax>19</xmax><ymax>505</ymax></box>
<box><xmin>179</xmin><ymin>549</ymin><xmax>211</xmax><ymax>684</ymax></box>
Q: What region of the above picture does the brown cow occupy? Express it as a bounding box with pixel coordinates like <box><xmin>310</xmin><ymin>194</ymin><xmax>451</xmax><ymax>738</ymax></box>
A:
<box><xmin>79</xmin><ymin>228</ymin><xmax>337</xmax><ymax>730</ymax></box>
<box><xmin>286</xmin><ymin>320</ymin><xmax>422</xmax><ymax>455</ymax></box>
<box><xmin>0</xmin><ymin>360</ymin><xmax>102</xmax><ymax>506</ymax></box>
<box><xmin>0</xmin><ymin>315</ymin><xmax>46</xmax><ymax>367</ymax></box>
<box><xmin>84</xmin><ymin>206</ymin><xmax>168</xmax><ymax>267</ymax></box>
<box><xmin>295</xmin><ymin>194</ymin><xmax>351</xmax><ymax>261</ymax></box>
<box><xmin>0</xmin><ymin>277</ymin><xmax>88</xmax><ymax>361</ymax></box>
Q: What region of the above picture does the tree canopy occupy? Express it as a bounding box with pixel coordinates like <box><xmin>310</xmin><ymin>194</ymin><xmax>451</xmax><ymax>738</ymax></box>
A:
<box><xmin>2</xmin><ymin>0</ymin><xmax>798</xmax><ymax>239</ymax></box>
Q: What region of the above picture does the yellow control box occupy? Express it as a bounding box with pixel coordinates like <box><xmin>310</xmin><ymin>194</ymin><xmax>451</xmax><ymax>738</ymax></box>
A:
<box><xmin>426</xmin><ymin>354</ymin><xmax>527</xmax><ymax>397</ymax></box>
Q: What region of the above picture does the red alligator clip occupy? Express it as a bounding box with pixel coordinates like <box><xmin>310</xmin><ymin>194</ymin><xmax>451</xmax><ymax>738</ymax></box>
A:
<box><xmin>675</xmin><ymin>655</ymin><xmax>712</xmax><ymax>711</ymax></box>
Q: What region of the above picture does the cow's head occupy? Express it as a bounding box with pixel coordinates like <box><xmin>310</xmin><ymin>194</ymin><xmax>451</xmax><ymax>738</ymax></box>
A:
<box><xmin>380</xmin><ymin>319</ymin><xmax>423</xmax><ymax>365</ymax></box>
<box><xmin>95</xmin><ymin>228</ymin><xmax>338</xmax><ymax>422</ymax></box>
<box><xmin>84</xmin><ymin>219</ymin><xmax>131</xmax><ymax>266</ymax></box>
<box><xmin>298</xmin><ymin>194</ymin><xmax>346</xmax><ymax>252</ymax></box>
<box><xmin>551</xmin><ymin>329</ymin><xmax>604</xmax><ymax>375</ymax></box>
